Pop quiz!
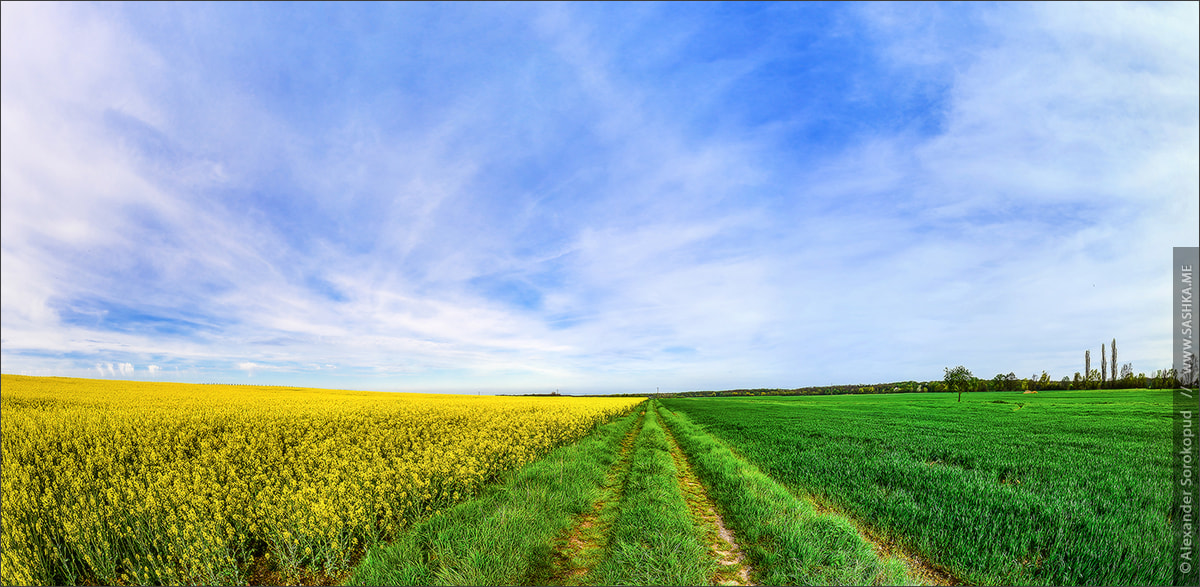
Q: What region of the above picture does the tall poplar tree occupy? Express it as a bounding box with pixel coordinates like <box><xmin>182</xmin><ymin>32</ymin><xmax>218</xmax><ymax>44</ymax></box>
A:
<box><xmin>1102</xmin><ymin>343</ymin><xmax>1108</xmax><ymax>384</ymax></box>
<box><xmin>1085</xmin><ymin>350</ymin><xmax>1091</xmax><ymax>382</ymax></box>
<box><xmin>1111</xmin><ymin>338</ymin><xmax>1118</xmax><ymax>382</ymax></box>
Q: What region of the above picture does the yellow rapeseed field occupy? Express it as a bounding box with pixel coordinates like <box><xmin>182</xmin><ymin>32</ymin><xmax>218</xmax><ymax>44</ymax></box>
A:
<box><xmin>0</xmin><ymin>375</ymin><xmax>642</xmax><ymax>586</ymax></box>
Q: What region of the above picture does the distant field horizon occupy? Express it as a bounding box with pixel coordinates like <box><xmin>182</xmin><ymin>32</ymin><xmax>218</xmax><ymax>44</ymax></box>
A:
<box><xmin>3</xmin><ymin>375</ymin><xmax>1189</xmax><ymax>585</ymax></box>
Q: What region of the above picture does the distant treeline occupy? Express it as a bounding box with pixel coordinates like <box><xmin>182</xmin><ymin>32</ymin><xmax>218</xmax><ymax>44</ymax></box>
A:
<box><xmin>603</xmin><ymin>369</ymin><xmax>1183</xmax><ymax>399</ymax></box>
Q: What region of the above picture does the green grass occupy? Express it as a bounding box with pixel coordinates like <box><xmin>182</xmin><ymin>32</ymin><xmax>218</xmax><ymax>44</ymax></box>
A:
<box><xmin>661</xmin><ymin>389</ymin><xmax>1176</xmax><ymax>586</ymax></box>
<box><xmin>586</xmin><ymin>402</ymin><xmax>715</xmax><ymax>586</ymax></box>
<box><xmin>346</xmin><ymin>406</ymin><xmax>643</xmax><ymax>586</ymax></box>
<box><xmin>656</xmin><ymin>401</ymin><xmax>909</xmax><ymax>586</ymax></box>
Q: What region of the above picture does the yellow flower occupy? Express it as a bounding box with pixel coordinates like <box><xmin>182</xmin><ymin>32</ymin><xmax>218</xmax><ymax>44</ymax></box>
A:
<box><xmin>0</xmin><ymin>373</ymin><xmax>642</xmax><ymax>585</ymax></box>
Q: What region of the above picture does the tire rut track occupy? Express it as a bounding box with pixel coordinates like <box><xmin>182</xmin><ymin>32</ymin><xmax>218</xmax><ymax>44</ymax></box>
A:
<box><xmin>657</xmin><ymin>404</ymin><xmax>754</xmax><ymax>586</ymax></box>
<box><xmin>662</xmin><ymin>405</ymin><xmax>960</xmax><ymax>586</ymax></box>
<box><xmin>544</xmin><ymin>407</ymin><xmax>645</xmax><ymax>585</ymax></box>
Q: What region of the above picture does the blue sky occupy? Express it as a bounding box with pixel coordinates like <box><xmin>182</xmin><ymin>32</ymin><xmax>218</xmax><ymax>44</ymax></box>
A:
<box><xmin>2</xmin><ymin>2</ymin><xmax>1197</xmax><ymax>394</ymax></box>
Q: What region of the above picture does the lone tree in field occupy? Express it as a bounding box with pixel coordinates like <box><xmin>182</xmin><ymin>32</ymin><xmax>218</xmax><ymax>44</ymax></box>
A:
<box><xmin>945</xmin><ymin>365</ymin><xmax>974</xmax><ymax>403</ymax></box>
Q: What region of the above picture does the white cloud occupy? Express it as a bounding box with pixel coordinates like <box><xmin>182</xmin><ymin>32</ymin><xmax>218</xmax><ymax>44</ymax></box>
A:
<box><xmin>2</xmin><ymin>3</ymin><xmax>1195</xmax><ymax>392</ymax></box>
<box><xmin>777</xmin><ymin>1</ymin><xmax>1199</xmax><ymax>382</ymax></box>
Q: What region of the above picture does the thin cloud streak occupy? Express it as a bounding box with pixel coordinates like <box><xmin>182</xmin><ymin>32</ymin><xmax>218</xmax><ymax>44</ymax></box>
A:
<box><xmin>2</xmin><ymin>2</ymin><xmax>1196</xmax><ymax>393</ymax></box>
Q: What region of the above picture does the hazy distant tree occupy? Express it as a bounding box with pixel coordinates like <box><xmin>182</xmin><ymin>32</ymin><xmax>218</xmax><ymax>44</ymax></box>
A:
<box><xmin>1120</xmin><ymin>363</ymin><xmax>1133</xmax><ymax>381</ymax></box>
<box><xmin>1085</xmin><ymin>350</ymin><xmax>1091</xmax><ymax>382</ymax></box>
<box><xmin>1111</xmin><ymin>339</ymin><xmax>1118</xmax><ymax>382</ymax></box>
<box><xmin>1182</xmin><ymin>354</ymin><xmax>1200</xmax><ymax>388</ymax></box>
<box><xmin>1005</xmin><ymin>372</ymin><xmax>1018</xmax><ymax>391</ymax></box>
<box><xmin>1154</xmin><ymin>368</ymin><xmax>1177</xmax><ymax>389</ymax></box>
<box><xmin>945</xmin><ymin>366</ymin><xmax>974</xmax><ymax>402</ymax></box>
<box><xmin>1101</xmin><ymin>344</ymin><xmax>1108</xmax><ymax>385</ymax></box>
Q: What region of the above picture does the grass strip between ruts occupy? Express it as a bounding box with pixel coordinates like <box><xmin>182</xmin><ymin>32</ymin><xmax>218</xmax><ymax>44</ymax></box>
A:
<box><xmin>346</xmin><ymin>406</ymin><xmax>643</xmax><ymax>586</ymax></box>
<box><xmin>535</xmin><ymin>403</ymin><xmax>646</xmax><ymax>585</ymax></box>
<box><xmin>657</xmin><ymin>403</ymin><xmax>911</xmax><ymax>586</ymax></box>
<box><xmin>585</xmin><ymin>401</ymin><xmax>716</xmax><ymax>586</ymax></box>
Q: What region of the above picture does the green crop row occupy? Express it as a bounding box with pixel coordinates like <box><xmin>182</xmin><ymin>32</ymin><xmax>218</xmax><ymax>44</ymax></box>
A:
<box><xmin>662</xmin><ymin>389</ymin><xmax>1177</xmax><ymax>585</ymax></box>
<box><xmin>656</xmin><ymin>402</ymin><xmax>909</xmax><ymax>586</ymax></box>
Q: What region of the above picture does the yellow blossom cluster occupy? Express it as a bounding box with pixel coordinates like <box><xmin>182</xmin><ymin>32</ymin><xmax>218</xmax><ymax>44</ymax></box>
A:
<box><xmin>0</xmin><ymin>375</ymin><xmax>642</xmax><ymax>585</ymax></box>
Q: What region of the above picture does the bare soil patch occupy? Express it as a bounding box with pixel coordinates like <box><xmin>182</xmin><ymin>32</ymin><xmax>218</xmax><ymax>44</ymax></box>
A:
<box><xmin>244</xmin><ymin>554</ymin><xmax>349</xmax><ymax>586</ymax></box>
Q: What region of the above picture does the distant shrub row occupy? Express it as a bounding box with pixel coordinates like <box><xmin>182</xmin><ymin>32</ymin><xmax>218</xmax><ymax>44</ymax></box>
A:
<box><xmin>655</xmin><ymin>369</ymin><xmax>1183</xmax><ymax>399</ymax></box>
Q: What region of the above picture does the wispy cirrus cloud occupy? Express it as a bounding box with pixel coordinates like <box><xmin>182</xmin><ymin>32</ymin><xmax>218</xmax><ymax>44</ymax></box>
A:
<box><xmin>2</xmin><ymin>2</ymin><xmax>1196</xmax><ymax>392</ymax></box>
